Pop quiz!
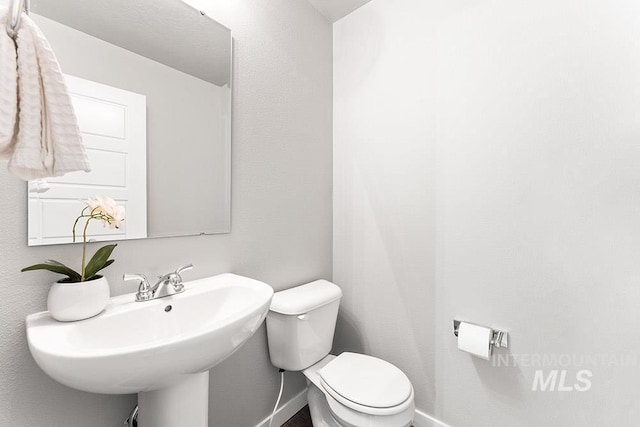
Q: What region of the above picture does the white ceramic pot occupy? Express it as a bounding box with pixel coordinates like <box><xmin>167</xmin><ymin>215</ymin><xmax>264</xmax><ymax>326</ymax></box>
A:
<box><xmin>47</xmin><ymin>275</ymin><xmax>110</xmax><ymax>322</ymax></box>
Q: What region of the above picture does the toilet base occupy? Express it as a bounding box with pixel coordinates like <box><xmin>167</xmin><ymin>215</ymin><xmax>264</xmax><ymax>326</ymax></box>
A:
<box><xmin>307</xmin><ymin>383</ymin><xmax>341</xmax><ymax>427</ymax></box>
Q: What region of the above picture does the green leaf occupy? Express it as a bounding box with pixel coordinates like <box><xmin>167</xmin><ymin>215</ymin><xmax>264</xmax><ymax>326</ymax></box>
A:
<box><xmin>85</xmin><ymin>260</ymin><xmax>115</xmax><ymax>281</ymax></box>
<box><xmin>84</xmin><ymin>244</ymin><xmax>117</xmax><ymax>280</ymax></box>
<box><xmin>21</xmin><ymin>259</ymin><xmax>82</xmax><ymax>282</ymax></box>
<box><xmin>95</xmin><ymin>258</ymin><xmax>114</xmax><ymax>275</ymax></box>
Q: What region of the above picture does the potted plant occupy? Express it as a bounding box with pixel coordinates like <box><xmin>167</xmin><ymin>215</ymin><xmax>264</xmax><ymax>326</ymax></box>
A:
<box><xmin>22</xmin><ymin>196</ymin><xmax>125</xmax><ymax>321</ymax></box>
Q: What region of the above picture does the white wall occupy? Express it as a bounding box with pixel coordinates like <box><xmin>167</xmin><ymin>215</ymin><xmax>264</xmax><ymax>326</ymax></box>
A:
<box><xmin>334</xmin><ymin>0</ymin><xmax>640</xmax><ymax>425</ymax></box>
<box><xmin>0</xmin><ymin>1</ymin><xmax>332</xmax><ymax>426</ymax></box>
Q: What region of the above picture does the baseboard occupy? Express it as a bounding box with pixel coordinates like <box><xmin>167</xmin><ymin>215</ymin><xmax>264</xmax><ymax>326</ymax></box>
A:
<box><xmin>255</xmin><ymin>388</ymin><xmax>308</xmax><ymax>427</ymax></box>
<box><xmin>414</xmin><ymin>408</ymin><xmax>450</xmax><ymax>427</ymax></box>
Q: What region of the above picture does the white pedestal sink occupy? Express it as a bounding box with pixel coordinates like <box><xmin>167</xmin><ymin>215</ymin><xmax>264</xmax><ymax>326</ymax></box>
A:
<box><xmin>26</xmin><ymin>273</ymin><xmax>273</xmax><ymax>427</ymax></box>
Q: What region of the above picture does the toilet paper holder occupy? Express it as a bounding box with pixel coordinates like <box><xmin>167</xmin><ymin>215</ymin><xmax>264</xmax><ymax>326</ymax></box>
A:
<box><xmin>453</xmin><ymin>319</ymin><xmax>509</xmax><ymax>350</ymax></box>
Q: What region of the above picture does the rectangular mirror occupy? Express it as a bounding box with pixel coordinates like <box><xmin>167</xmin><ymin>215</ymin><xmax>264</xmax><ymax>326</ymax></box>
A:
<box><xmin>27</xmin><ymin>0</ymin><xmax>232</xmax><ymax>246</ymax></box>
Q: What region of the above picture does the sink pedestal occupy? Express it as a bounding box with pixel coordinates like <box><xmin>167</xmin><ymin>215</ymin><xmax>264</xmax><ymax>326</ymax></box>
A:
<box><xmin>138</xmin><ymin>372</ymin><xmax>209</xmax><ymax>427</ymax></box>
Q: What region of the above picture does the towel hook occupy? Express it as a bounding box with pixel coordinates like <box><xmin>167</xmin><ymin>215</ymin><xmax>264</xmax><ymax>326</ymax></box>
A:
<box><xmin>6</xmin><ymin>0</ymin><xmax>29</xmax><ymax>39</ymax></box>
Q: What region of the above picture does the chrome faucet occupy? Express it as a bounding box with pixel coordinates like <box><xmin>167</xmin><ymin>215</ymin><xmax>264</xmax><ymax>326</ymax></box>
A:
<box><xmin>123</xmin><ymin>264</ymin><xmax>193</xmax><ymax>302</ymax></box>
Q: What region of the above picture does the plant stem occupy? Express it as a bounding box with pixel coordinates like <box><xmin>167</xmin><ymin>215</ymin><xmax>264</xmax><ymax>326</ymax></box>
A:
<box><xmin>81</xmin><ymin>216</ymin><xmax>93</xmax><ymax>281</ymax></box>
<box><xmin>76</xmin><ymin>204</ymin><xmax>118</xmax><ymax>281</ymax></box>
<box><xmin>72</xmin><ymin>207</ymin><xmax>89</xmax><ymax>243</ymax></box>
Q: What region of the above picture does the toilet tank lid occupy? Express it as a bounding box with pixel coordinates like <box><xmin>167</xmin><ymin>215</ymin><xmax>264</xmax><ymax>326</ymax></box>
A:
<box><xmin>270</xmin><ymin>280</ymin><xmax>342</xmax><ymax>315</ymax></box>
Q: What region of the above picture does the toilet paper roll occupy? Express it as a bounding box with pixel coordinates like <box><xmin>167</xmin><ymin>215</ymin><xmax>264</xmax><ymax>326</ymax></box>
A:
<box><xmin>457</xmin><ymin>322</ymin><xmax>492</xmax><ymax>360</ymax></box>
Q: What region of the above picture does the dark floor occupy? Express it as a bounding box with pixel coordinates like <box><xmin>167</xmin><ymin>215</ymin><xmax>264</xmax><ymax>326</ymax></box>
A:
<box><xmin>280</xmin><ymin>405</ymin><xmax>415</xmax><ymax>427</ymax></box>
<box><xmin>281</xmin><ymin>405</ymin><xmax>312</xmax><ymax>427</ymax></box>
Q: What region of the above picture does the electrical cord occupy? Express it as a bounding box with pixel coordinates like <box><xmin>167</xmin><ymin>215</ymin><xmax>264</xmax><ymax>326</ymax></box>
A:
<box><xmin>268</xmin><ymin>369</ymin><xmax>286</xmax><ymax>427</ymax></box>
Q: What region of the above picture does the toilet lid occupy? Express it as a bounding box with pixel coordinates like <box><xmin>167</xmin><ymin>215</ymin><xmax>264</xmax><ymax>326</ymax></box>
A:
<box><xmin>318</xmin><ymin>353</ymin><xmax>412</xmax><ymax>410</ymax></box>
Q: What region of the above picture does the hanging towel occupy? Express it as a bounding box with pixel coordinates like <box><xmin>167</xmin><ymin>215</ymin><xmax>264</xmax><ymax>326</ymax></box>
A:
<box><xmin>0</xmin><ymin>12</ymin><xmax>17</xmax><ymax>157</ymax></box>
<box><xmin>1</xmin><ymin>12</ymin><xmax>90</xmax><ymax>180</ymax></box>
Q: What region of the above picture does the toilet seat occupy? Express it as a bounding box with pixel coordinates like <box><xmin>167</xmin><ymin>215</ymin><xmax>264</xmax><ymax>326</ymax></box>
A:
<box><xmin>321</xmin><ymin>384</ymin><xmax>415</xmax><ymax>427</ymax></box>
<box><xmin>318</xmin><ymin>352</ymin><xmax>414</xmax><ymax>416</ymax></box>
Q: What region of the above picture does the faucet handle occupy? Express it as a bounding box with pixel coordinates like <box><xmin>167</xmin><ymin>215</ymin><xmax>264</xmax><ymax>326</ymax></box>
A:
<box><xmin>123</xmin><ymin>273</ymin><xmax>147</xmax><ymax>282</ymax></box>
<box><xmin>171</xmin><ymin>264</ymin><xmax>193</xmax><ymax>293</ymax></box>
<box><xmin>176</xmin><ymin>264</ymin><xmax>193</xmax><ymax>275</ymax></box>
<box><xmin>123</xmin><ymin>273</ymin><xmax>153</xmax><ymax>302</ymax></box>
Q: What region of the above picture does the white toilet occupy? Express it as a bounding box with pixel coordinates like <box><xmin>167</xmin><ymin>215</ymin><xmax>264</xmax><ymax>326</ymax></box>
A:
<box><xmin>266</xmin><ymin>280</ymin><xmax>415</xmax><ymax>427</ymax></box>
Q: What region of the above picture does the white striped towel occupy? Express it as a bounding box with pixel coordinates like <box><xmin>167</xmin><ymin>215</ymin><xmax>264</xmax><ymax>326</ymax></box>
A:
<box><xmin>0</xmin><ymin>11</ymin><xmax>90</xmax><ymax>180</ymax></box>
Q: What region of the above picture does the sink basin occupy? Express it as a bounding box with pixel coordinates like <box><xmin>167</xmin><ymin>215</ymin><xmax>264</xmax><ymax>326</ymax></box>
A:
<box><xmin>26</xmin><ymin>273</ymin><xmax>273</xmax><ymax>426</ymax></box>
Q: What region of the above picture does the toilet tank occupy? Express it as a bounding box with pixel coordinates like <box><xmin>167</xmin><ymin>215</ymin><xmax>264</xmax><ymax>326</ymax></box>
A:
<box><xmin>266</xmin><ymin>280</ymin><xmax>342</xmax><ymax>371</ymax></box>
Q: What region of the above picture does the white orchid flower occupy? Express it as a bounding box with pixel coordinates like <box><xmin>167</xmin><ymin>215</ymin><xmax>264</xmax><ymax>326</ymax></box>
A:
<box><xmin>85</xmin><ymin>196</ymin><xmax>126</xmax><ymax>229</ymax></box>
